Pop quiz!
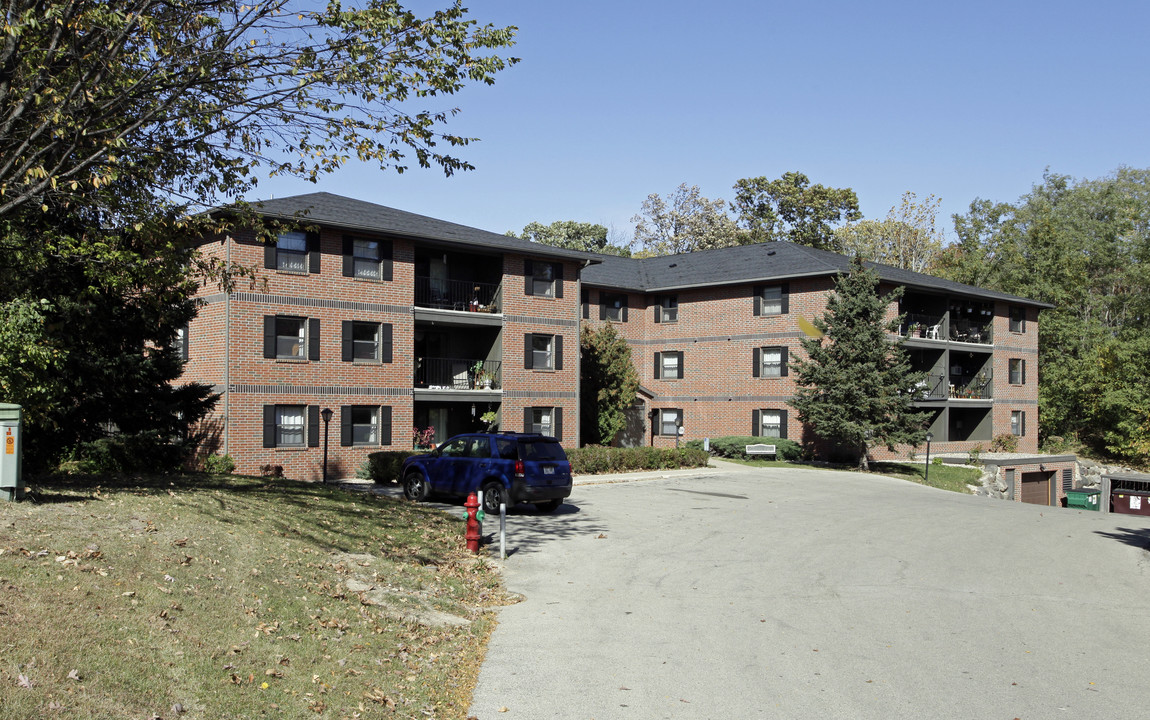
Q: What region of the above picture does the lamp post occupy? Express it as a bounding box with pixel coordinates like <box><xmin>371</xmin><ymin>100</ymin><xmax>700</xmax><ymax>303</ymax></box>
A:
<box><xmin>924</xmin><ymin>431</ymin><xmax>934</xmax><ymax>484</ymax></box>
<box><xmin>320</xmin><ymin>407</ymin><xmax>333</xmax><ymax>484</ymax></box>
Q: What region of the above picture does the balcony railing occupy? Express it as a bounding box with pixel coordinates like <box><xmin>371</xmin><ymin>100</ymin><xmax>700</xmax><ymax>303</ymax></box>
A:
<box><xmin>950</xmin><ymin>319</ymin><xmax>992</xmax><ymax>345</ymax></box>
<box><xmin>950</xmin><ymin>372</ymin><xmax>993</xmax><ymax>399</ymax></box>
<box><xmin>414</xmin><ymin>357</ymin><xmax>502</xmax><ymax>391</ymax></box>
<box><xmin>901</xmin><ymin>313</ymin><xmax>946</xmax><ymax>340</ymax></box>
<box><xmin>414</xmin><ymin>277</ymin><xmax>501</xmax><ymax>313</ymax></box>
<box><xmin>914</xmin><ymin>374</ymin><xmax>950</xmax><ymax>400</ymax></box>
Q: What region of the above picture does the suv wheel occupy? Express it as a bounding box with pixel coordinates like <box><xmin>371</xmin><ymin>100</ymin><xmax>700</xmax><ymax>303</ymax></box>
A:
<box><xmin>403</xmin><ymin>471</ymin><xmax>428</xmax><ymax>502</ymax></box>
<box><xmin>535</xmin><ymin>499</ymin><xmax>562</xmax><ymax>513</ymax></box>
<box><xmin>482</xmin><ymin>481</ymin><xmax>507</xmax><ymax>514</ymax></box>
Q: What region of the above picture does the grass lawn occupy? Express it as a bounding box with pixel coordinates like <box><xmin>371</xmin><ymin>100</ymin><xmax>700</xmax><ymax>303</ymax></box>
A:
<box><xmin>0</xmin><ymin>473</ymin><xmax>509</xmax><ymax>720</ymax></box>
<box><xmin>870</xmin><ymin>462</ymin><xmax>983</xmax><ymax>494</ymax></box>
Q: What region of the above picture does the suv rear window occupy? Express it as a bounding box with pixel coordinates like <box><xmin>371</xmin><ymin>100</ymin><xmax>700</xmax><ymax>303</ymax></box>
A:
<box><xmin>518</xmin><ymin>440</ymin><xmax>565</xmax><ymax>461</ymax></box>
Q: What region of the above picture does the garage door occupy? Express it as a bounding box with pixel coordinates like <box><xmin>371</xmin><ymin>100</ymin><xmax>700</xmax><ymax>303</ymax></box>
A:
<box><xmin>1021</xmin><ymin>471</ymin><xmax>1052</xmax><ymax>505</ymax></box>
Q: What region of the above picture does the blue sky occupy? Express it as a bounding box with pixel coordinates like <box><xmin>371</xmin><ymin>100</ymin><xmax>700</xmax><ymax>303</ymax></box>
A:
<box><xmin>256</xmin><ymin>0</ymin><xmax>1150</xmax><ymax>244</ymax></box>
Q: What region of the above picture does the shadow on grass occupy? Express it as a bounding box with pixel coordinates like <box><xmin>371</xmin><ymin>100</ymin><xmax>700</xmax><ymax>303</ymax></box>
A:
<box><xmin>1093</xmin><ymin>526</ymin><xmax>1150</xmax><ymax>551</ymax></box>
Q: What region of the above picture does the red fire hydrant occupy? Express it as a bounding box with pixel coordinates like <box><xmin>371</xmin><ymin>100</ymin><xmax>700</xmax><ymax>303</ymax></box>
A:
<box><xmin>464</xmin><ymin>492</ymin><xmax>481</xmax><ymax>553</ymax></box>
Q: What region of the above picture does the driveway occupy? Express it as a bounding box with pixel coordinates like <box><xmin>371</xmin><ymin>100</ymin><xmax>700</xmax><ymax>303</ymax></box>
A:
<box><xmin>468</xmin><ymin>462</ymin><xmax>1150</xmax><ymax>719</ymax></box>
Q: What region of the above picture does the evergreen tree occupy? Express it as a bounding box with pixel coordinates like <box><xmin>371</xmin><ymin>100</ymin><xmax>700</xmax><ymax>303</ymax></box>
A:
<box><xmin>580</xmin><ymin>323</ymin><xmax>640</xmax><ymax>446</ymax></box>
<box><xmin>790</xmin><ymin>257</ymin><xmax>929</xmax><ymax>470</ymax></box>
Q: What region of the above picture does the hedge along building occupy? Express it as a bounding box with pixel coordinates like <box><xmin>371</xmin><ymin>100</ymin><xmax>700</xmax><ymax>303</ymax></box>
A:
<box><xmin>184</xmin><ymin>193</ymin><xmax>595</xmax><ymax>480</ymax></box>
<box><xmin>579</xmin><ymin>242</ymin><xmax>1052</xmax><ymax>463</ymax></box>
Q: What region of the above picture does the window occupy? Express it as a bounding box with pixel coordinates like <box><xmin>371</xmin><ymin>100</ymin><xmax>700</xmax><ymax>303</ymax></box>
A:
<box><xmin>341</xmin><ymin>321</ymin><xmax>392</xmax><ymax>363</ymax></box>
<box><xmin>1009</xmin><ymin>306</ymin><xmax>1026</xmax><ymax>333</ymax></box>
<box><xmin>654</xmin><ymin>351</ymin><xmax>683</xmax><ymax>380</ymax></box>
<box><xmin>525</xmin><ymin>333</ymin><xmax>562</xmax><ymax>370</ymax></box>
<box><xmin>654</xmin><ymin>294</ymin><xmax>678</xmax><ymax>323</ymax></box>
<box><xmin>175</xmin><ymin>324</ymin><xmax>188</xmax><ymax>362</ymax></box>
<box><xmin>600</xmin><ymin>292</ymin><xmax>628</xmax><ymax>322</ymax></box>
<box><xmin>275</xmin><ymin>317</ymin><xmax>305</xmax><ymax>359</ymax></box>
<box><xmin>275</xmin><ymin>231</ymin><xmax>308</xmax><ymax>272</ymax></box>
<box><xmin>1008</xmin><ymin>358</ymin><xmax>1026</xmax><ymax>385</ymax></box>
<box><xmin>275</xmin><ymin>405</ymin><xmax>305</xmax><ymax>447</ymax></box>
<box><xmin>754</xmin><ymin>347</ymin><xmax>788</xmax><ymax>378</ymax></box>
<box><xmin>265</xmin><ymin>316</ymin><xmax>320</xmax><ymax>361</ymax></box>
<box><xmin>524</xmin><ymin>260</ymin><xmax>562</xmax><ymax>298</ymax></box>
<box><xmin>342</xmin><ymin>236</ymin><xmax>392</xmax><ymax>281</ymax></box>
<box><xmin>527</xmin><ymin>407</ymin><xmax>557</xmax><ymax>437</ymax></box>
<box><xmin>1011</xmin><ymin>410</ymin><xmax>1026</xmax><ymax>437</ymax></box>
<box><xmin>755</xmin><ymin>409</ymin><xmax>785</xmax><ymax>438</ymax></box>
<box><xmin>659</xmin><ymin>409</ymin><xmax>683</xmax><ymax>437</ymax></box>
<box><xmin>350</xmin><ymin>406</ymin><xmax>379</xmax><ymax>445</ymax></box>
<box><xmin>754</xmin><ymin>284</ymin><xmax>788</xmax><ymax>316</ymax></box>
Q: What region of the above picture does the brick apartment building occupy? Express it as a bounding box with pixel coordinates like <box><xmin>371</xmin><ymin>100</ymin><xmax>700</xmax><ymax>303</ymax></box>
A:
<box><xmin>579</xmin><ymin>242</ymin><xmax>1050</xmax><ymax>462</ymax></box>
<box><xmin>182</xmin><ymin>192</ymin><xmax>1051</xmax><ymax>486</ymax></box>
<box><xmin>185</xmin><ymin>193</ymin><xmax>590</xmax><ymax>480</ymax></box>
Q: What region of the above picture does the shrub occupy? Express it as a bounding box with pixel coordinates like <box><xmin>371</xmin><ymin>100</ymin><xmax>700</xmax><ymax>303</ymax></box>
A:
<box><xmin>203</xmin><ymin>453</ymin><xmax>235</xmax><ymax>474</ymax></box>
<box><xmin>686</xmin><ymin>436</ymin><xmax>802</xmax><ymax>462</ymax></box>
<box><xmin>566</xmin><ymin>445</ymin><xmax>708</xmax><ymax>475</ymax></box>
<box><xmin>989</xmin><ymin>433</ymin><xmax>1019</xmax><ymax>453</ymax></box>
<box><xmin>360</xmin><ymin>450</ymin><xmax>420</xmax><ymax>483</ymax></box>
<box><xmin>60</xmin><ymin>431</ymin><xmax>189</xmax><ymax>474</ymax></box>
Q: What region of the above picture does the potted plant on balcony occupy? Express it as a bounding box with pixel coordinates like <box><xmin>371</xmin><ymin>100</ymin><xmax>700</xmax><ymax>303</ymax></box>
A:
<box><xmin>480</xmin><ymin>410</ymin><xmax>498</xmax><ymax>430</ymax></box>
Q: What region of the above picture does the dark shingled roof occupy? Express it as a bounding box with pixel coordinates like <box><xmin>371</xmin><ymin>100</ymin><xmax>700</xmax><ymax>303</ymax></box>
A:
<box><xmin>584</xmin><ymin>241</ymin><xmax>1052</xmax><ymax>308</ymax></box>
<box><xmin>244</xmin><ymin>192</ymin><xmax>601</xmax><ymax>264</ymax></box>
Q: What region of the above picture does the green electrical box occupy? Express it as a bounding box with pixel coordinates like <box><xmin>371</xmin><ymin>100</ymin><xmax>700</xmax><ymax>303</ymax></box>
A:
<box><xmin>0</xmin><ymin>403</ymin><xmax>23</xmax><ymax>501</ymax></box>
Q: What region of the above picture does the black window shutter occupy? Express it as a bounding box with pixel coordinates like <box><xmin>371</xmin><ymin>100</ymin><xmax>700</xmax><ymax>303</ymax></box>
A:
<box><xmin>554</xmin><ymin>263</ymin><xmax>564</xmax><ymax>298</ymax></box>
<box><xmin>654</xmin><ymin>352</ymin><xmax>661</xmax><ymax>379</ymax></box>
<box><xmin>308</xmin><ymin>318</ymin><xmax>320</xmax><ymax>361</ymax></box>
<box><xmin>341</xmin><ymin>321</ymin><xmax>353</xmax><ymax>362</ymax></box>
<box><xmin>554</xmin><ymin>335</ymin><xmax>563</xmax><ymax>370</ymax></box>
<box><xmin>781</xmin><ymin>348</ymin><xmax>789</xmax><ymax>377</ymax></box>
<box><xmin>340</xmin><ymin>406</ymin><xmax>352</xmax><ymax>446</ymax></box>
<box><xmin>523</xmin><ymin>406</ymin><xmax>532</xmax><ymax>433</ymax></box>
<box><xmin>307</xmin><ymin>405</ymin><xmax>320</xmax><ymax>447</ymax></box>
<box><xmin>753</xmin><ymin>285</ymin><xmax>763</xmax><ymax>316</ymax></box>
<box><xmin>264</xmin><ymin>242</ymin><xmax>277</xmax><ymax>270</ymax></box>
<box><xmin>180</xmin><ymin>324</ymin><xmax>189</xmax><ymax>361</ymax></box>
<box><xmin>380</xmin><ymin>323</ymin><xmax>392</xmax><ymax>363</ymax></box>
<box><xmin>524</xmin><ymin>260</ymin><xmax>534</xmax><ymax>295</ymax></box>
<box><xmin>524</xmin><ymin>334</ymin><xmax>533</xmax><ymax>369</ymax></box>
<box><xmin>620</xmin><ymin>295</ymin><xmax>628</xmax><ymax>322</ymax></box>
<box><xmin>582</xmin><ymin>290</ymin><xmax>589</xmax><ymax>319</ymax></box>
<box><xmin>780</xmin><ymin>283</ymin><xmax>790</xmax><ymax>314</ymax></box>
<box><xmin>342</xmin><ymin>236</ymin><xmax>354</xmax><ymax>277</ymax></box>
<box><xmin>677</xmin><ymin>351</ymin><xmax>684</xmax><ymax>378</ymax></box>
<box><xmin>379</xmin><ymin>406</ymin><xmax>392</xmax><ymax>445</ymax></box>
<box><xmin>263</xmin><ymin>405</ymin><xmax>277</xmax><ymax>448</ymax></box>
<box><xmin>263</xmin><ymin>316</ymin><xmax>276</xmax><ymax>358</ymax></box>
<box><xmin>379</xmin><ymin>240</ymin><xmax>393</xmax><ymax>281</ymax></box>
<box><xmin>752</xmin><ymin>409</ymin><xmax>761</xmax><ymax>437</ymax></box>
<box><xmin>780</xmin><ymin>410</ymin><xmax>788</xmax><ymax>439</ymax></box>
<box><xmin>553</xmin><ymin>407</ymin><xmax>563</xmax><ymax>441</ymax></box>
<box><xmin>307</xmin><ymin>232</ymin><xmax>321</xmax><ymax>273</ymax></box>
<box><xmin>1022</xmin><ymin>360</ymin><xmax>1026</xmax><ymax>385</ymax></box>
<box><xmin>752</xmin><ymin>347</ymin><xmax>761</xmax><ymax>377</ymax></box>
<box><xmin>653</xmin><ymin>295</ymin><xmax>662</xmax><ymax>323</ymax></box>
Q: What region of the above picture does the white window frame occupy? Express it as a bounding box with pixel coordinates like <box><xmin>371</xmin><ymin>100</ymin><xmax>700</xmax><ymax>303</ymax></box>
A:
<box><xmin>276</xmin><ymin>231</ymin><xmax>308</xmax><ymax>273</ymax></box>
<box><xmin>661</xmin><ymin>352</ymin><xmax>681</xmax><ymax>380</ymax></box>
<box><xmin>760</xmin><ymin>410</ymin><xmax>783</xmax><ymax>438</ymax></box>
<box><xmin>350</xmin><ymin>406</ymin><xmax>380</xmax><ymax>446</ymax></box>
<box><xmin>532</xmin><ymin>334</ymin><xmax>554</xmax><ymax>370</ymax></box>
<box><xmin>532</xmin><ymin>262</ymin><xmax>555</xmax><ymax>298</ymax></box>
<box><xmin>660</xmin><ymin>295</ymin><xmax>678</xmax><ymax>323</ymax></box>
<box><xmin>1011</xmin><ymin>410</ymin><xmax>1026</xmax><ymax>437</ymax></box>
<box><xmin>531</xmin><ymin>407</ymin><xmax>553</xmax><ymax>436</ymax></box>
<box><xmin>276</xmin><ymin>405</ymin><xmax>306</xmax><ymax>447</ymax></box>
<box><xmin>275</xmin><ymin>316</ymin><xmax>307</xmax><ymax>360</ymax></box>
<box><xmin>1008</xmin><ymin>358</ymin><xmax>1025</xmax><ymax>385</ymax></box>
<box><xmin>760</xmin><ymin>286</ymin><xmax>783</xmax><ymax>316</ymax></box>
<box><xmin>352</xmin><ymin>321</ymin><xmax>380</xmax><ymax>362</ymax></box>
<box><xmin>760</xmin><ymin>348</ymin><xmax>783</xmax><ymax>378</ymax></box>
<box><xmin>660</xmin><ymin>409</ymin><xmax>682</xmax><ymax>437</ymax></box>
<box><xmin>352</xmin><ymin>238</ymin><xmax>381</xmax><ymax>280</ymax></box>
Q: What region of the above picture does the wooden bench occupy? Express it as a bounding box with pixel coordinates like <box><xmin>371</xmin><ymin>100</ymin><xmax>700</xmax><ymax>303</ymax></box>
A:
<box><xmin>745</xmin><ymin>443</ymin><xmax>777</xmax><ymax>457</ymax></box>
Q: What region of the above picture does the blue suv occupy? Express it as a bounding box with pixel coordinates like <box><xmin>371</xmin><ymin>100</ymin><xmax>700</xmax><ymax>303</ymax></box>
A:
<box><xmin>401</xmin><ymin>433</ymin><xmax>572</xmax><ymax>513</ymax></box>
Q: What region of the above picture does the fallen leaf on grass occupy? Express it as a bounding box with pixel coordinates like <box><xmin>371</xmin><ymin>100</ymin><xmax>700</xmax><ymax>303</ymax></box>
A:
<box><xmin>67</xmin><ymin>669</ymin><xmax>81</xmax><ymax>681</ymax></box>
<box><xmin>17</xmin><ymin>674</ymin><xmax>32</xmax><ymax>688</ymax></box>
<box><xmin>596</xmin><ymin>533</ymin><xmax>607</xmax><ymax>539</ymax></box>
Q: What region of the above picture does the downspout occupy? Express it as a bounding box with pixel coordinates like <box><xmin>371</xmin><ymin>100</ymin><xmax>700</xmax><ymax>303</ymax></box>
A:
<box><xmin>575</xmin><ymin>257</ymin><xmax>594</xmax><ymax>448</ymax></box>
<box><xmin>223</xmin><ymin>235</ymin><xmax>231</xmax><ymax>455</ymax></box>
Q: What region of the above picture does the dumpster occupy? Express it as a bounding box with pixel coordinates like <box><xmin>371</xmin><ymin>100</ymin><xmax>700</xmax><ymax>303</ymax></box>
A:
<box><xmin>1111</xmin><ymin>490</ymin><xmax>1150</xmax><ymax>517</ymax></box>
<box><xmin>1066</xmin><ymin>487</ymin><xmax>1101</xmax><ymax>511</ymax></box>
<box><xmin>0</xmin><ymin>403</ymin><xmax>23</xmax><ymax>501</ymax></box>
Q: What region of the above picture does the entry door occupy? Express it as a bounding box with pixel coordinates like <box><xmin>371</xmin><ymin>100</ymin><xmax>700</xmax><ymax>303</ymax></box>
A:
<box><xmin>1020</xmin><ymin>471</ymin><xmax>1052</xmax><ymax>506</ymax></box>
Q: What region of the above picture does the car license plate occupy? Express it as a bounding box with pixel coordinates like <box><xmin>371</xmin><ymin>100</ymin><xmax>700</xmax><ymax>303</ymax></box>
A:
<box><xmin>543</xmin><ymin>466</ymin><xmax>554</xmax><ymax>475</ymax></box>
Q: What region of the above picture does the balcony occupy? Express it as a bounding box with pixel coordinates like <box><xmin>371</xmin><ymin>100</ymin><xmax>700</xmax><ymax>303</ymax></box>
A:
<box><xmin>414</xmin><ymin>357</ymin><xmax>502</xmax><ymax>391</ymax></box>
<box><xmin>913</xmin><ymin>372</ymin><xmax>993</xmax><ymax>401</ymax></box>
<box><xmin>415</xmin><ymin>277</ymin><xmax>501</xmax><ymax>314</ymax></box>
<box><xmin>902</xmin><ymin>313</ymin><xmax>946</xmax><ymax>341</ymax></box>
<box><xmin>950</xmin><ymin>318</ymin><xmax>992</xmax><ymax>345</ymax></box>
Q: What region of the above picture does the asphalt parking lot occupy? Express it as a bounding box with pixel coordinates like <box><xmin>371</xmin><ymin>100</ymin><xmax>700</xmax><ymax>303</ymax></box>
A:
<box><xmin>467</xmin><ymin>462</ymin><xmax>1150</xmax><ymax>719</ymax></box>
